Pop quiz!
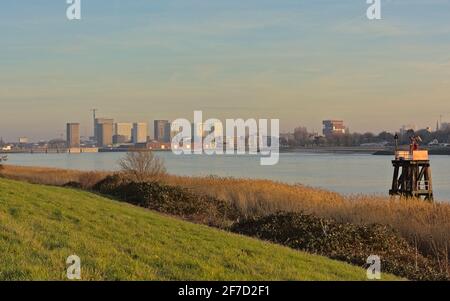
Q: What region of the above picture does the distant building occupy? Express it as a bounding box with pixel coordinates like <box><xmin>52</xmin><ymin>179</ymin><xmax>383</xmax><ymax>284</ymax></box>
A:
<box><xmin>115</xmin><ymin>123</ymin><xmax>132</xmax><ymax>143</ymax></box>
<box><xmin>134</xmin><ymin>141</ymin><xmax>172</xmax><ymax>150</ymax></box>
<box><xmin>95</xmin><ymin>118</ymin><xmax>114</xmax><ymax>147</ymax></box>
<box><xmin>66</xmin><ymin>123</ymin><xmax>80</xmax><ymax>148</ymax></box>
<box><xmin>322</xmin><ymin>120</ymin><xmax>346</xmax><ymax>136</ymax></box>
<box><xmin>280</xmin><ymin>133</ymin><xmax>295</xmax><ymax>143</ymax></box>
<box><xmin>154</xmin><ymin>120</ymin><xmax>171</xmax><ymax>143</ymax></box>
<box><xmin>18</xmin><ymin>137</ymin><xmax>28</xmax><ymax>144</ymax></box>
<box><xmin>113</xmin><ymin>135</ymin><xmax>129</xmax><ymax>144</ymax></box>
<box><xmin>98</xmin><ymin>123</ymin><xmax>113</xmax><ymax>147</ymax></box>
<box><xmin>149</xmin><ymin>141</ymin><xmax>171</xmax><ymax>150</ymax></box>
<box><xmin>441</xmin><ymin>122</ymin><xmax>450</xmax><ymax>131</ymax></box>
<box><xmin>132</xmin><ymin>122</ymin><xmax>148</xmax><ymax>144</ymax></box>
<box><xmin>48</xmin><ymin>139</ymin><xmax>67</xmax><ymax>149</ymax></box>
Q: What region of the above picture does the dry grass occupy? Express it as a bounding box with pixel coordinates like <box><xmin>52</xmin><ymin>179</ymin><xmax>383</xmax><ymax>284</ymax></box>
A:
<box><xmin>162</xmin><ymin>175</ymin><xmax>347</xmax><ymax>217</ymax></box>
<box><xmin>1</xmin><ymin>164</ymin><xmax>449</xmax><ymax>274</ymax></box>
<box><xmin>163</xmin><ymin>175</ymin><xmax>450</xmax><ymax>272</ymax></box>
<box><xmin>0</xmin><ymin>165</ymin><xmax>107</xmax><ymax>189</ymax></box>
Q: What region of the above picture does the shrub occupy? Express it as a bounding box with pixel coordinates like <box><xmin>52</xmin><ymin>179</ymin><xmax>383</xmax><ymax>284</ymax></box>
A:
<box><xmin>75</xmin><ymin>171</ymin><xmax>106</xmax><ymax>189</ymax></box>
<box><xmin>119</xmin><ymin>150</ymin><xmax>166</xmax><ymax>182</ymax></box>
<box><xmin>93</xmin><ymin>175</ymin><xmax>239</xmax><ymax>227</ymax></box>
<box><xmin>62</xmin><ymin>181</ymin><xmax>82</xmax><ymax>189</ymax></box>
<box><xmin>231</xmin><ymin>212</ymin><xmax>449</xmax><ymax>281</ymax></box>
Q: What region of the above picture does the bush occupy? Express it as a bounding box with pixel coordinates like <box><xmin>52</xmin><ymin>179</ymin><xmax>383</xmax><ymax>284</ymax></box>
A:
<box><xmin>63</xmin><ymin>181</ymin><xmax>82</xmax><ymax>189</ymax></box>
<box><xmin>119</xmin><ymin>150</ymin><xmax>166</xmax><ymax>182</ymax></box>
<box><xmin>77</xmin><ymin>171</ymin><xmax>107</xmax><ymax>189</ymax></box>
<box><xmin>231</xmin><ymin>212</ymin><xmax>448</xmax><ymax>280</ymax></box>
<box><xmin>93</xmin><ymin>174</ymin><xmax>239</xmax><ymax>227</ymax></box>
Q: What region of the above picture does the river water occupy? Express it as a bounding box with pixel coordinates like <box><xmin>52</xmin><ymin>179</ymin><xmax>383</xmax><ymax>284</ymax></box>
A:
<box><xmin>4</xmin><ymin>152</ymin><xmax>450</xmax><ymax>201</ymax></box>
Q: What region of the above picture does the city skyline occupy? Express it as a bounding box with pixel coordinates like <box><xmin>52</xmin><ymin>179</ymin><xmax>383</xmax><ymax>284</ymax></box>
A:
<box><xmin>1</xmin><ymin>111</ymin><xmax>449</xmax><ymax>143</ymax></box>
<box><xmin>1</xmin><ymin>0</ymin><xmax>450</xmax><ymax>140</ymax></box>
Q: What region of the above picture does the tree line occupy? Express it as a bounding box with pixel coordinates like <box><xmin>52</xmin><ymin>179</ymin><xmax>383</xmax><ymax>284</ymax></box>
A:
<box><xmin>281</xmin><ymin>127</ymin><xmax>450</xmax><ymax>147</ymax></box>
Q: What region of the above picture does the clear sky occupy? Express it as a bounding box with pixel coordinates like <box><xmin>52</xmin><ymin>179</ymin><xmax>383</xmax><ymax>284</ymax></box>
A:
<box><xmin>1</xmin><ymin>0</ymin><xmax>450</xmax><ymax>141</ymax></box>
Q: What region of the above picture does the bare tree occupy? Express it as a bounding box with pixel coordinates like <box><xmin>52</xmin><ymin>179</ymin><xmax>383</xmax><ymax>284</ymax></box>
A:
<box><xmin>118</xmin><ymin>150</ymin><xmax>166</xmax><ymax>182</ymax></box>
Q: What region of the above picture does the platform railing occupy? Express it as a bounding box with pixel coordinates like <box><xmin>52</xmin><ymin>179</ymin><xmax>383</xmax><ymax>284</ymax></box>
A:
<box><xmin>395</xmin><ymin>151</ymin><xmax>412</xmax><ymax>160</ymax></box>
<box><xmin>395</xmin><ymin>150</ymin><xmax>429</xmax><ymax>161</ymax></box>
<box><xmin>417</xmin><ymin>180</ymin><xmax>431</xmax><ymax>191</ymax></box>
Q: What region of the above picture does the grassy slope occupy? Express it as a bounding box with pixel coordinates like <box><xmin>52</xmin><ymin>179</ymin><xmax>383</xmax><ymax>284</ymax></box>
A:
<box><xmin>0</xmin><ymin>178</ymin><xmax>398</xmax><ymax>280</ymax></box>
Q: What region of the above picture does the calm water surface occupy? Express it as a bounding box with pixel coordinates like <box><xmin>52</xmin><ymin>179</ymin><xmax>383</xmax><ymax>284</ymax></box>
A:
<box><xmin>5</xmin><ymin>152</ymin><xmax>450</xmax><ymax>202</ymax></box>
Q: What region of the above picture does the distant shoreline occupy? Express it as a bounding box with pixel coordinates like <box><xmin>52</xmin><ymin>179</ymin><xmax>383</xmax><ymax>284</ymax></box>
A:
<box><xmin>281</xmin><ymin>146</ymin><xmax>383</xmax><ymax>154</ymax></box>
<box><xmin>3</xmin><ymin>146</ymin><xmax>450</xmax><ymax>156</ymax></box>
<box><xmin>281</xmin><ymin>146</ymin><xmax>450</xmax><ymax>156</ymax></box>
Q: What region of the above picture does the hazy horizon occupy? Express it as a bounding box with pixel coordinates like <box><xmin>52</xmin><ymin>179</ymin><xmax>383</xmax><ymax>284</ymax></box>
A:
<box><xmin>1</xmin><ymin>0</ymin><xmax>450</xmax><ymax>141</ymax></box>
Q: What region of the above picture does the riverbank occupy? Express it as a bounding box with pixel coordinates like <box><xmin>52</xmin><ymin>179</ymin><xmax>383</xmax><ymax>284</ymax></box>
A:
<box><xmin>1</xmin><ymin>164</ymin><xmax>449</xmax><ymax>279</ymax></box>
<box><xmin>2</xmin><ymin>177</ymin><xmax>383</xmax><ymax>280</ymax></box>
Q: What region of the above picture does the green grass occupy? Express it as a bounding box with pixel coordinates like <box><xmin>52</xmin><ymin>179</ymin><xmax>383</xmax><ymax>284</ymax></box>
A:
<box><xmin>0</xmin><ymin>178</ymin><xmax>399</xmax><ymax>280</ymax></box>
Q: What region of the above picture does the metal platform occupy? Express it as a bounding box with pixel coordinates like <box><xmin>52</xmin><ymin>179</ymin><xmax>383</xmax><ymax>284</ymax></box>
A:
<box><xmin>389</xmin><ymin>151</ymin><xmax>433</xmax><ymax>201</ymax></box>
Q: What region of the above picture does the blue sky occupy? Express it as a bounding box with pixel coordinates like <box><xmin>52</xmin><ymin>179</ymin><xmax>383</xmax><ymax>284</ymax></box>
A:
<box><xmin>1</xmin><ymin>0</ymin><xmax>450</xmax><ymax>140</ymax></box>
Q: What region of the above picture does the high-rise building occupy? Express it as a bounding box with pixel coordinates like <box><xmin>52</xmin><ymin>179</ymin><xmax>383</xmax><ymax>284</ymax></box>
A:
<box><xmin>66</xmin><ymin>123</ymin><xmax>80</xmax><ymax>148</ymax></box>
<box><xmin>115</xmin><ymin>123</ymin><xmax>133</xmax><ymax>143</ymax></box>
<box><xmin>113</xmin><ymin>135</ymin><xmax>129</xmax><ymax>144</ymax></box>
<box><xmin>322</xmin><ymin>120</ymin><xmax>346</xmax><ymax>137</ymax></box>
<box><xmin>132</xmin><ymin>122</ymin><xmax>148</xmax><ymax>144</ymax></box>
<box><xmin>98</xmin><ymin>123</ymin><xmax>113</xmax><ymax>147</ymax></box>
<box><xmin>154</xmin><ymin>120</ymin><xmax>171</xmax><ymax>143</ymax></box>
<box><xmin>91</xmin><ymin>109</ymin><xmax>97</xmax><ymax>139</ymax></box>
<box><xmin>95</xmin><ymin>118</ymin><xmax>114</xmax><ymax>147</ymax></box>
